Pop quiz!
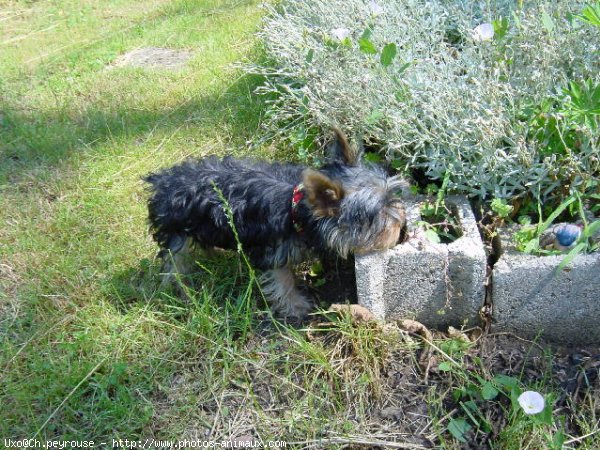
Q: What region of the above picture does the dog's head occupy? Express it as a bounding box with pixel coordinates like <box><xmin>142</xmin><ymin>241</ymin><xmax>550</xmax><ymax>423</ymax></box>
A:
<box><xmin>302</xmin><ymin>128</ymin><xmax>406</xmax><ymax>257</ymax></box>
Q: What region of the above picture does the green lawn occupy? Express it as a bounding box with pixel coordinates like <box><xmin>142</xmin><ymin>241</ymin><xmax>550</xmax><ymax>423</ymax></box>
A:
<box><xmin>1</xmin><ymin>0</ymin><xmax>598</xmax><ymax>447</ymax></box>
<box><xmin>0</xmin><ymin>0</ymin><xmax>272</xmax><ymax>439</ymax></box>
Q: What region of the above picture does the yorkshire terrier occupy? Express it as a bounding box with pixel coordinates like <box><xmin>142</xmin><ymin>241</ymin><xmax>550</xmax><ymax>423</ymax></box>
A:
<box><xmin>144</xmin><ymin>129</ymin><xmax>406</xmax><ymax>319</ymax></box>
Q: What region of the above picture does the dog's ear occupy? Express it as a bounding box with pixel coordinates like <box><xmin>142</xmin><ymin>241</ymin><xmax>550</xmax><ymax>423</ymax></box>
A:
<box><xmin>328</xmin><ymin>127</ymin><xmax>360</xmax><ymax>166</ymax></box>
<box><xmin>303</xmin><ymin>169</ymin><xmax>345</xmax><ymax>217</ymax></box>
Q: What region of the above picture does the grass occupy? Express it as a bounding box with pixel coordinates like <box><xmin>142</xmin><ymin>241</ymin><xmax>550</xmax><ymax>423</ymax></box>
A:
<box><xmin>1</xmin><ymin>0</ymin><xmax>599</xmax><ymax>447</ymax></box>
<box><xmin>0</xmin><ymin>0</ymin><xmax>271</xmax><ymax>439</ymax></box>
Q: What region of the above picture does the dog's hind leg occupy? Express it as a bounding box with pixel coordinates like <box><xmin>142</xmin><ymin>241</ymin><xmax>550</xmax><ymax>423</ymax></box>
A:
<box><xmin>260</xmin><ymin>267</ymin><xmax>313</xmax><ymax>320</ymax></box>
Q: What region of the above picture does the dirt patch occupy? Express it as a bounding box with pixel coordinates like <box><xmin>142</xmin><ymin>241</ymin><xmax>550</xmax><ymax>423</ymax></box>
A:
<box><xmin>152</xmin><ymin>318</ymin><xmax>599</xmax><ymax>447</ymax></box>
<box><xmin>379</xmin><ymin>331</ymin><xmax>600</xmax><ymax>448</ymax></box>
<box><xmin>111</xmin><ymin>47</ymin><xmax>194</xmax><ymax>70</ymax></box>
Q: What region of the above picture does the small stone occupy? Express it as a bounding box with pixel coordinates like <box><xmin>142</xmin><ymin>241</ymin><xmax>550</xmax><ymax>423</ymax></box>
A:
<box><xmin>328</xmin><ymin>304</ymin><xmax>376</xmax><ymax>323</ymax></box>
<box><xmin>380</xmin><ymin>406</ymin><xmax>403</xmax><ymax>421</ymax></box>
<box><xmin>111</xmin><ymin>47</ymin><xmax>194</xmax><ymax>70</ymax></box>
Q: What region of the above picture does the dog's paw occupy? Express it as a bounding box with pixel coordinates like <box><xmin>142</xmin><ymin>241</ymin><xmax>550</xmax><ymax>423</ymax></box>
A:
<box><xmin>276</xmin><ymin>290</ymin><xmax>313</xmax><ymax>323</ymax></box>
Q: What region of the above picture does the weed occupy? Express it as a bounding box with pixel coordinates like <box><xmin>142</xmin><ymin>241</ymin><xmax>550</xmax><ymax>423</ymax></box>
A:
<box><xmin>414</xmin><ymin>175</ymin><xmax>462</xmax><ymax>244</ymax></box>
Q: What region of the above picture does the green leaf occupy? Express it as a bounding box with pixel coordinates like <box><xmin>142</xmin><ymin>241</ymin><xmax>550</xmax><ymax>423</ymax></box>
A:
<box><xmin>435</xmin><ymin>173</ymin><xmax>450</xmax><ymax>215</ymax></box>
<box><xmin>568</xmin><ymin>80</ymin><xmax>583</xmax><ymax>101</ymax></box>
<box><xmin>511</xmin><ymin>11</ymin><xmax>522</xmax><ymax>28</ymax></box>
<box><xmin>391</xmin><ymin>159</ymin><xmax>404</xmax><ymax>169</ymax></box>
<box><xmin>490</xmin><ymin>198</ymin><xmax>513</xmax><ymax>218</ymax></box>
<box><xmin>584</xmin><ymin>220</ymin><xmax>600</xmax><ymax>238</ymax></box>
<box><xmin>364</xmin><ymin>152</ymin><xmax>383</xmax><ymax>163</ymax></box>
<box><xmin>313</xmin><ymin>278</ymin><xmax>326</xmax><ymax>287</ymax></box>
<box><xmin>323</xmin><ymin>37</ymin><xmax>340</xmax><ymax>49</ymax></box>
<box><xmin>425</xmin><ymin>184</ymin><xmax>439</xmax><ymax>195</ymax></box>
<box><xmin>556</xmin><ymin>242</ymin><xmax>586</xmax><ymax>273</ymax></box>
<box><xmin>438</xmin><ymin>361</ymin><xmax>453</xmax><ymax>372</ymax></box>
<box><xmin>523</xmin><ymin>236</ymin><xmax>540</xmax><ymax>254</ymax></box>
<box><xmin>510</xmin><ymin>386</ymin><xmax>523</xmax><ymax>412</ymax></box>
<box><xmin>551</xmin><ymin>429</ymin><xmax>566</xmax><ymax>450</ymax></box>
<box><xmin>492</xmin><ymin>17</ymin><xmax>509</xmax><ymax>39</ymax></box>
<box><xmin>481</xmin><ymin>382</ymin><xmax>499</xmax><ymax>400</ymax></box>
<box><xmin>541</xmin><ymin>10</ymin><xmax>555</xmax><ymax>33</ymax></box>
<box><xmin>460</xmin><ymin>401</ymin><xmax>481</xmax><ymax>428</ymax></box>
<box><xmin>358</xmin><ymin>37</ymin><xmax>377</xmax><ymax>55</ymax></box>
<box><xmin>305</xmin><ymin>48</ymin><xmax>314</xmax><ymax>63</ymax></box>
<box><xmin>464</xmin><ymin>383</ymin><xmax>480</xmax><ymax>398</ymax></box>
<box><xmin>538</xmin><ymin>196</ymin><xmax>577</xmax><ymax>235</ymax></box>
<box><xmin>493</xmin><ymin>374</ymin><xmax>519</xmax><ymax>389</ymax></box>
<box><xmin>309</xmin><ymin>260</ymin><xmax>323</xmax><ymax>276</ymax></box>
<box><xmin>518</xmin><ymin>215</ymin><xmax>532</xmax><ymax>225</ymax></box>
<box><xmin>360</xmin><ymin>24</ymin><xmax>374</xmax><ymax>40</ymax></box>
<box><xmin>425</xmin><ymin>229</ymin><xmax>441</xmax><ymax>244</ymax></box>
<box><xmin>380</xmin><ymin>42</ymin><xmax>397</xmax><ymax>67</ymax></box>
<box><xmin>448</xmin><ymin>418</ymin><xmax>471</xmax><ymax>443</ymax></box>
<box><xmin>531</xmin><ymin>398</ymin><xmax>554</xmax><ymax>426</ymax></box>
<box><xmin>575</xmin><ymin>2</ymin><xmax>600</xmax><ymax>28</ymax></box>
<box><xmin>397</xmin><ymin>61</ymin><xmax>411</xmax><ymax>75</ymax></box>
<box><xmin>366</xmin><ymin>109</ymin><xmax>384</xmax><ymax>125</ymax></box>
<box><xmin>439</xmin><ymin>337</ymin><xmax>470</xmax><ymax>356</ymax></box>
<box><xmin>453</xmin><ymin>388</ymin><xmax>465</xmax><ymax>402</ymax></box>
<box><xmin>420</xmin><ymin>202</ymin><xmax>435</xmax><ymax>217</ymax></box>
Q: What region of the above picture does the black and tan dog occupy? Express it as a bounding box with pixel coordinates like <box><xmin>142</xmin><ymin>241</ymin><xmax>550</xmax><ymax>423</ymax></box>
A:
<box><xmin>145</xmin><ymin>129</ymin><xmax>406</xmax><ymax>319</ymax></box>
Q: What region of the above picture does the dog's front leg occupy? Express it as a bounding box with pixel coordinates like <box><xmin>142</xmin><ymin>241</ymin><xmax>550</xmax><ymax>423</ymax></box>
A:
<box><xmin>260</xmin><ymin>267</ymin><xmax>313</xmax><ymax>320</ymax></box>
<box><xmin>158</xmin><ymin>236</ymin><xmax>196</xmax><ymax>290</ymax></box>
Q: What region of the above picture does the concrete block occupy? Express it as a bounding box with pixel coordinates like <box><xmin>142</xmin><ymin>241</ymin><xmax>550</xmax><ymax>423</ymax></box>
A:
<box><xmin>355</xmin><ymin>196</ymin><xmax>487</xmax><ymax>329</ymax></box>
<box><xmin>492</xmin><ymin>231</ymin><xmax>600</xmax><ymax>345</ymax></box>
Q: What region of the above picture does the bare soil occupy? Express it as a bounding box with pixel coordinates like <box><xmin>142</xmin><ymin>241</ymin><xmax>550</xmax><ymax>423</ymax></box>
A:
<box><xmin>112</xmin><ymin>47</ymin><xmax>194</xmax><ymax>70</ymax></box>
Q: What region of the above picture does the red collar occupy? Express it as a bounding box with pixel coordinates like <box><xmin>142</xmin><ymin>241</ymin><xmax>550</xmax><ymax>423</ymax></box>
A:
<box><xmin>291</xmin><ymin>183</ymin><xmax>304</xmax><ymax>233</ymax></box>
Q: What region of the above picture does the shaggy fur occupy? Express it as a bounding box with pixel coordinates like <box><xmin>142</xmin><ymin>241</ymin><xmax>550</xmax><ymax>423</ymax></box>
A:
<box><xmin>145</xmin><ymin>129</ymin><xmax>406</xmax><ymax>319</ymax></box>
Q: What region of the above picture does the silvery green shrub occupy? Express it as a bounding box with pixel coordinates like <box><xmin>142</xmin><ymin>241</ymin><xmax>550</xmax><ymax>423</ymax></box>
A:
<box><xmin>249</xmin><ymin>0</ymin><xmax>599</xmax><ymax>201</ymax></box>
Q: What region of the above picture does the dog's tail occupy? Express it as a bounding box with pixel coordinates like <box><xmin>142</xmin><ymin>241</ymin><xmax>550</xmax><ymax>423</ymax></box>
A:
<box><xmin>143</xmin><ymin>169</ymin><xmax>193</xmax><ymax>250</ymax></box>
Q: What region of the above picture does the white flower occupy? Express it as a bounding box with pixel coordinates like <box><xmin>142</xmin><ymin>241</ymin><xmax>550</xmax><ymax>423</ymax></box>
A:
<box><xmin>471</xmin><ymin>23</ymin><xmax>495</xmax><ymax>42</ymax></box>
<box><xmin>518</xmin><ymin>391</ymin><xmax>545</xmax><ymax>415</ymax></box>
<box><xmin>331</xmin><ymin>27</ymin><xmax>351</xmax><ymax>41</ymax></box>
<box><xmin>369</xmin><ymin>1</ymin><xmax>384</xmax><ymax>16</ymax></box>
